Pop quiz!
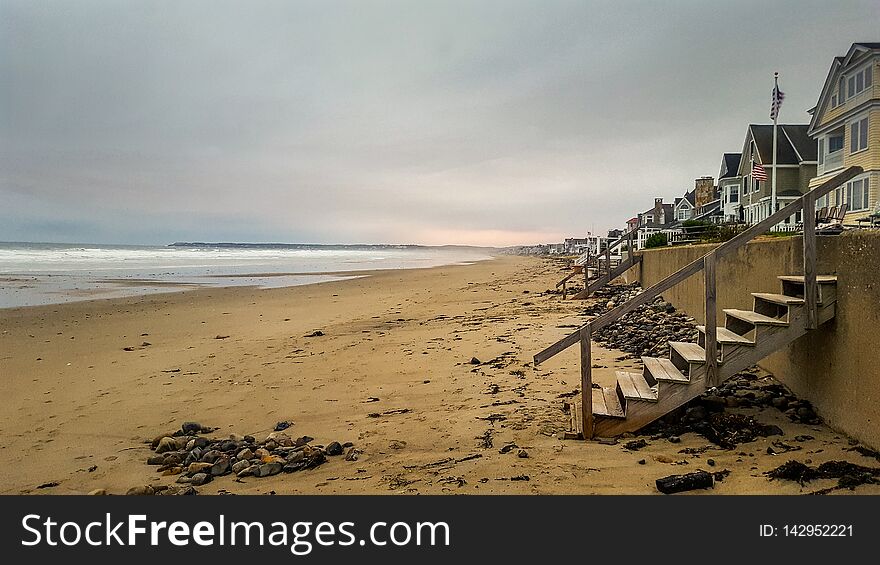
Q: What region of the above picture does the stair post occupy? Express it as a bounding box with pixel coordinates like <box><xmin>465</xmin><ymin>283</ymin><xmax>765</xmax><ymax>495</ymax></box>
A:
<box><xmin>704</xmin><ymin>251</ymin><xmax>718</xmax><ymax>387</ymax></box>
<box><xmin>580</xmin><ymin>325</ymin><xmax>593</xmax><ymax>439</ymax></box>
<box><xmin>803</xmin><ymin>192</ymin><xmax>818</xmax><ymax>330</ymax></box>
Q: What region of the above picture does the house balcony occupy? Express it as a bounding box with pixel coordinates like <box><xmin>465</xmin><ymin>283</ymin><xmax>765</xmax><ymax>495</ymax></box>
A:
<box><xmin>818</xmin><ymin>149</ymin><xmax>844</xmax><ymax>176</ymax></box>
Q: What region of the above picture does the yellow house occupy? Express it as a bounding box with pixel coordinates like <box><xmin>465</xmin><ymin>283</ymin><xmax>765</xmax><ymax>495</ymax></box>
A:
<box><xmin>807</xmin><ymin>42</ymin><xmax>880</xmax><ymax>223</ymax></box>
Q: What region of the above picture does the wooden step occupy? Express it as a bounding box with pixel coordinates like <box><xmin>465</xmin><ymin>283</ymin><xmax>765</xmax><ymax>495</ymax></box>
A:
<box><xmin>751</xmin><ymin>292</ymin><xmax>806</xmax><ymax>306</ymax></box>
<box><xmin>696</xmin><ymin>325</ymin><xmax>755</xmax><ymax>346</ymax></box>
<box><xmin>777</xmin><ymin>275</ymin><xmax>837</xmax><ymax>284</ymax></box>
<box><xmin>668</xmin><ymin>341</ymin><xmax>707</xmax><ymax>363</ymax></box>
<box><xmin>723</xmin><ymin>309</ymin><xmax>789</xmax><ymax>326</ymax></box>
<box><xmin>642</xmin><ymin>356</ymin><xmax>689</xmax><ymax>383</ymax></box>
<box><xmin>592</xmin><ymin>386</ymin><xmax>625</xmax><ymax>418</ymax></box>
<box><xmin>616</xmin><ymin>371</ymin><xmax>658</xmax><ymax>401</ymax></box>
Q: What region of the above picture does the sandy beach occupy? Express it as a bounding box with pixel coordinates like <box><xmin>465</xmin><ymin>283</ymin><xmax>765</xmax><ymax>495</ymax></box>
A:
<box><xmin>1</xmin><ymin>255</ymin><xmax>876</xmax><ymax>495</ymax></box>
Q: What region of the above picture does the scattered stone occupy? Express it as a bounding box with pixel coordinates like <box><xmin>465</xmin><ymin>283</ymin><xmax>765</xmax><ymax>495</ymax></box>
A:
<box><xmin>469</xmin><ymin>357</ymin><xmax>481</xmax><ymax>365</ymax></box>
<box><xmin>344</xmin><ymin>447</ymin><xmax>360</xmax><ymax>461</ymax></box>
<box><xmin>88</xmin><ymin>488</ymin><xmax>107</xmax><ymax>496</ymax></box>
<box><xmin>656</xmin><ymin>470</ymin><xmax>714</xmax><ymax>494</ymax></box>
<box><xmin>517</xmin><ymin>449</ymin><xmax>529</xmax><ymax>459</ymax></box>
<box><xmin>305</xmin><ymin>330</ymin><xmax>325</xmax><ymax>337</ymax></box>
<box><xmin>706</xmin><ymin>458</ymin><xmax>716</xmax><ymax>467</ymax></box>
<box><xmin>624</xmin><ymin>439</ymin><xmax>648</xmax><ymax>451</ymax></box>
<box><xmin>126</xmin><ymin>485</ymin><xmax>156</xmax><ymax>496</ymax></box>
<box><xmin>638</xmin><ymin>459</ymin><xmax>646</xmax><ymax>465</ymax></box>
<box><xmin>274</xmin><ymin>421</ymin><xmax>292</xmax><ymax>431</ymax></box>
<box><xmin>181</xmin><ymin>421</ymin><xmax>203</xmax><ymax>435</ymax></box>
<box><xmin>155</xmin><ymin>437</ymin><xmax>178</xmax><ymax>454</ymax></box>
<box><xmin>597</xmin><ymin>437</ymin><xmax>618</xmax><ymax>445</ymax></box>
<box><xmin>257</xmin><ymin>462</ymin><xmax>283</xmax><ymax>477</ymax></box>
<box><xmin>668</xmin><ymin>436</ymin><xmax>681</xmax><ymax>444</ymax></box>
<box><xmin>326</xmin><ymin>442</ymin><xmax>343</xmax><ymax>456</ymax></box>
<box><xmin>190</xmin><ymin>473</ymin><xmax>211</xmax><ymax>486</ymax></box>
<box><xmin>231</xmin><ymin>460</ymin><xmax>250</xmax><ymax>474</ymax></box>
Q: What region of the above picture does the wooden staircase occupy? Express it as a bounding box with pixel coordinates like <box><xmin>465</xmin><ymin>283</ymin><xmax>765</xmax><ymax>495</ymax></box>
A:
<box><xmin>583</xmin><ymin>274</ymin><xmax>838</xmax><ymax>437</ymax></box>
<box><xmin>535</xmin><ymin>167</ymin><xmax>862</xmax><ymax>440</ymax></box>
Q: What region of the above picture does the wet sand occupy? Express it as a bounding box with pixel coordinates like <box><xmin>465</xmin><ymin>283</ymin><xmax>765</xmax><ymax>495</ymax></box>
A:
<box><xmin>1</xmin><ymin>255</ymin><xmax>877</xmax><ymax>495</ymax></box>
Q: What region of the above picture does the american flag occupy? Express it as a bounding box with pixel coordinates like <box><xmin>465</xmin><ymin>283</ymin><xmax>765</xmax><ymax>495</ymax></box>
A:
<box><xmin>752</xmin><ymin>162</ymin><xmax>768</xmax><ymax>181</ymax></box>
<box><xmin>770</xmin><ymin>84</ymin><xmax>785</xmax><ymax>120</ymax></box>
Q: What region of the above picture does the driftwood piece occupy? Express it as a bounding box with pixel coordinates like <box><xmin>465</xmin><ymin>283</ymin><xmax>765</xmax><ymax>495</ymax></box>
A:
<box><xmin>655</xmin><ymin>470</ymin><xmax>714</xmax><ymax>494</ymax></box>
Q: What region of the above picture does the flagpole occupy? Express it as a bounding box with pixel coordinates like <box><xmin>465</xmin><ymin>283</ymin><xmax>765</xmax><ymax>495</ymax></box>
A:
<box><xmin>771</xmin><ymin>71</ymin><xmax>779</xmax><ymax>222</ymax></box>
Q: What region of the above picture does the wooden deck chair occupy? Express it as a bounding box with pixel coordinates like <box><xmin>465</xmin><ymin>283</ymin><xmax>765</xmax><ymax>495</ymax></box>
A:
<box><xmin>815</xmin><ymin>206</ymin><xmax>829</xmax><ymax>224</ymax></box>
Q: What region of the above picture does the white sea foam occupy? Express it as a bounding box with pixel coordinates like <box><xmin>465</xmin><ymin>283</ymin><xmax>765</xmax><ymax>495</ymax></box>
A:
<box><xmin>0</xmin><ymin>243</ymin><xmax>493</xmax><ymax>308</ymax></box>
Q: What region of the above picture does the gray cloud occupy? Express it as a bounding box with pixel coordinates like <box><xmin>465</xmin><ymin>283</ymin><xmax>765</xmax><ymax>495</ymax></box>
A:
<box><xmin>1</xmin><ymin>0</ymin><xmax>877</xmax><ymax>245</ymax></box>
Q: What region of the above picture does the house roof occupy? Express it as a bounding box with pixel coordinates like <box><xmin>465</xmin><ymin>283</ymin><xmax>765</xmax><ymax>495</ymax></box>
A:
<box><xmin>685</xmin><ymin>189</ymin><xmax>695</xmax><ymax>206</ymax></box>
<box><xmin>693</xmin><ymin>201</ymin><xmax>721</xmax><ymax>220</ymax></box>
<box><xmin>719</xmin><ymin>153</ymin><xmax>742</xmax><ymax>179</ymax></box>
<box><xmin>746</xmin><ymin>124</ymin><xmax>815</xmax><ymax>166</ymax></box>
<box><xmin>809</xmin><ymin>43</ymin><xmax>880</xmax><ymax>134</ymax></box>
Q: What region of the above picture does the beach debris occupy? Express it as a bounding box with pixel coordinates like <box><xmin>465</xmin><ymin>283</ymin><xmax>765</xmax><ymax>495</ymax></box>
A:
<box><xmin>766</xmin><ymin>459</ymin><xmax>880</xmax><ymax>491</ymax></box>
<box><xmin>476</xmin><ymin>430</ymin><xmax>493</xmax><ymax>449</ymax></box>
<box><xmin>274</xmin><ymin>421</ymin><xmax>292</xmax><ymax>431</ymax></box>
<box><xmin>367</xmin><ymin>408</ymin><xmax>411</xmax><ymax>418</ymax></box>
<box><xmin>847</xmin><ymin>445</ymin><xmax>880</xmax><ymax>462</ymax></box>
<box><xmin>304</xmin><ymin>330</ymin><xmax>325</xmax><ymax>337</ymax></box>
<box><xmin>655</xmin><ymin>470</ymin><xmax>714</xmax><ymax>494</ymax></box>
<box><xmin>36</xmin><ymin>481</ymin><xmax>60</xmax><ymax>489</ymax></box>
<box><xmin>499</xmin><ymin>443</ymin><xmax>518</xmax><ymax>454</ymax></box>
<box><xmin>214</xmin><ymin>335</ymin><xmax>230</xmax><ymax>340</ymax></box>
<box><xmin>362</xmin><ymin>397</ymin><xmax>380</xmax><ymax>403</ymax></box>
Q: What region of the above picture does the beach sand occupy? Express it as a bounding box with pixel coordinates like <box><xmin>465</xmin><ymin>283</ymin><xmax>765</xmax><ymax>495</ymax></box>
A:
<box><xmin>1</xmin><ymin>255</ymin><xmax>877</xmax><ymax>495</ymax></box>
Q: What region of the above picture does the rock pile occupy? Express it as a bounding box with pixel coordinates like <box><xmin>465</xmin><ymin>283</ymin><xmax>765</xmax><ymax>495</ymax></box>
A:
<box><xmin>142</xmin><ymin>422</ymin><xmax>355</xmax><ymax>493</ymax></box>
<box><xmin>591</xmin><ymin>292</ymin><xmax>698</xmax><ymax>358</ymax></box>
<box><xmin>582</xmin><ymin>282</ymin><xmax>641</xmax><ymax>316</ymax></box>
<box><xmin>639</xmin><ymin>371</ymin><xmax>819</xmax><ymax>448</ymax></box>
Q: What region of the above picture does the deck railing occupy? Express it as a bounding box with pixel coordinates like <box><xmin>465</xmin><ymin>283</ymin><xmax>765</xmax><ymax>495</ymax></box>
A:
<box><xmin>534</xmin><ymin>166</ymin><xmax>863</xmax><ymax>439</ymax></box>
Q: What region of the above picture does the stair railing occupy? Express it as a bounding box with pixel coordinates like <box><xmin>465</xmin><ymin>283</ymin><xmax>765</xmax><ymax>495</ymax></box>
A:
<box><xmin>534</xmin><ymin>166</ymin><xmax>862</xmax><ymax>439</ymax></box>
<box><xmin>559</xmin><ymin>228</ymin><xmax>641</xmax><ymax>300</ymax></box>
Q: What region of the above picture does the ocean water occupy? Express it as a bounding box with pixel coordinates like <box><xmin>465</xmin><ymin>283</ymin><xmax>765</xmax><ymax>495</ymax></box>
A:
<box><xmin>0</xmin><ymin>243</ymin><xmax>494</xmax><ymax>308</ymax></box>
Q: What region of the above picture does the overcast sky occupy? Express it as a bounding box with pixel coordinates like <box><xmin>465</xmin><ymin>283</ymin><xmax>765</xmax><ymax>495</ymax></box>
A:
<box><xmin>1</xmin><ymin>1</ymin><xmax>877</xmax><ymax>246</ymax></box>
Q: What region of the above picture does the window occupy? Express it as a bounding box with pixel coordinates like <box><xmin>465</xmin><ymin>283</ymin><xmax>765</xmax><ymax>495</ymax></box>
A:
<box><xmin>850</xmin><ymin>117</ymin><xmax>868</xmax><ymax>153</ymax></box>
<box><xmin>817</xmin><ymin>194</ymin><xmax>828</xmax><ymax>208</ymax></box>
<box><xmin>818</xmin><ymin>138</ymin><xmax>824</xmax><ymax>166</ymax></box>
<box><xmin>730</xmin><ymin>185</ymin><xmax>739</xmax><ymax>203</ymax></box>
<box><xmin>846</xmin><ymin>178</ymin><xmax>870</xmax><ymax>211</ymax></box>
<box><xmin>843</xmin><ymin>65</ymin><xmax>874</xmax><ymax>102</ymax></box>
<box><xmin>829</xmin><ymin>133</ymin><xmax>844</xmax><ymax>153</ymax></box>
<box><xmin>835</xmin><ymin>187</ymin><xmax>843</xmax><ymax>206</ymax></box>
<box><xmin>838</xmin><ymin>78</ymin><xmax>845</xmax><ymax>104</ymax></box>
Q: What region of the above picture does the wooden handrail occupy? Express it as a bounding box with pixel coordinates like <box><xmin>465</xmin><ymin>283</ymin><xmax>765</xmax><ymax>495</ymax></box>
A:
<box><xmin>533</xmin><ymin>165</ymin><xmax>862</xmax><ymax>438</ymax></box>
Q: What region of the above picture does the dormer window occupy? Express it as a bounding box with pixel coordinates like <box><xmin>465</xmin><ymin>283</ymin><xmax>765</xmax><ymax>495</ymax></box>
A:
<box><xmin>843</xmin><ymin>64</ymin><xmax>874</xmax><ymax>101</ymax></box>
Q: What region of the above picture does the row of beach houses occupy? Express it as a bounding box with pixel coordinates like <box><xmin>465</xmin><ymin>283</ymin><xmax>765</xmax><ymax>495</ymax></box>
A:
<box><xmin>527</xmin><ymin>42</ymin><xmax>879</xmax><ymax>257</ymax></box>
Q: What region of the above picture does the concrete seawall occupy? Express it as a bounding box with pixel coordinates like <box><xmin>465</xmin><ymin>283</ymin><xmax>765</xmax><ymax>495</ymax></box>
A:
<box><xmin>627</xmin><ymin>232</ymin><xmax>880</xmax><ymax>448</ymax></box>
